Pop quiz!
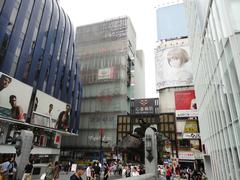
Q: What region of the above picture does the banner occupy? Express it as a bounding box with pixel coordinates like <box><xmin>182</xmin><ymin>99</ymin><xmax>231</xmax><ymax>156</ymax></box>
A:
<box><xmin>156</xmin><ymin>45</ymin><xmax>193</xmax><ymax>89</ymax></box>
<box><xmin>0</xmin><ymin>72</ymin><xmax>33</xmax><ymax>121</ymax></box>
<box><xmin>31</xmin><ymin>90</ymin><xmax>71</xmax><ymax>130</ymax></box>
<box><xmin>97</xmin><ymin>67</ymin><xmax>115</xmax><ymax>80</ymax></box>
<box><xmin>175</xmin><ymin>90</ymin><xmax>198</xmax><ymax>117</ymax></box>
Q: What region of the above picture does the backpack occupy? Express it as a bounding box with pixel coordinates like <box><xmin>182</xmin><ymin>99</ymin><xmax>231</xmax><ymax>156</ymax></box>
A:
<box><xmin>125</xmin><ymin>170</ymin><xmax>131</xmax><ymax>177</ymax></box>
<box><xmin>8</xmin><ymin>163</ymin><xmax>14</xmax><ymax>175</ymax></box>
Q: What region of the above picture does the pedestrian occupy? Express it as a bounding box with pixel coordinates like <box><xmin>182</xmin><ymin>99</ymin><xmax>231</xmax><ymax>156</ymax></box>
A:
<box><xmin>22</xmin><ymin>160</ymin><xmax>33</xmax><ymax>180</ymax></box>
<box><xmin>52</xmin><ymin>161</ymin><xmax>61</xmax><ymax>180</ymax></box>
<box><xmin>103</xmin><ymin>163</ymin><xmax>109</xmax><ymax>180</ymax></box>
<box><xmin>45</xmin><ymin>162</ymin><xmax>54</xmax><ymax>180</ymax></box>
<box><xmin>86</xmin><ymin>163</ymin><xmax>92</xmax><ymax>180</ymax></box>
<box><xmin>121</xmin><ymin>165</ymin><xmax>127</xmax><ymax>178</ymax></box>
<box><xmin>0</xmin><ymin>157</ymin><xmax>16</xmax><ymax>180</ymax></box>
<box><xmin>165</xmin><ymin>166</ymin><xmax>172</xmax><ymax>180</ymax></box>
<box><xmin>92</xmin><ymin>162</ymin><xmax>100</xmax><ymax>180</ymax></box>
<box><xmin>125</xmin><ymin>165</ymin><xmax>131</xmax><ymax>177</ymax></box>
<box><xmin>70</xmin><ymin>165</ymin><xmax>85</xmax><ymax>180</ymax></box>
<box><xmin>131</xmin><ymin>166</ymin><xmax>139</xmax><ymax>177</ymax></box>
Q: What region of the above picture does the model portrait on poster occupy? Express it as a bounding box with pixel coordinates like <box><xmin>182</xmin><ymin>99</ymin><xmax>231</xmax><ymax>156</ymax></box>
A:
<box><xmin>9</xmin><ymin>95</ymin><xmax>24</xmax><ymax>121</ymax></box>
<box><xmin>164</xmin><ymin>47</ymin><xmax>193</xmax><ymax>84</ymax></box>
<box><xmin>0</xmin><ymin>74</ymin><xmax>12</xmax><ymax>91</ymax></box>
<box><xmin>55</xmin><ymin>104</ymin><xmax>70</xmax><ymax>131</ymax></box>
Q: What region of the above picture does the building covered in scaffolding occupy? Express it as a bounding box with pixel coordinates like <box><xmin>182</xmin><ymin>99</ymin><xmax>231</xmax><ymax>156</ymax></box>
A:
<box><xmin>61</xmin><ymin>16</ymin><xmax>138</xmax><ymax>161</ymax></box>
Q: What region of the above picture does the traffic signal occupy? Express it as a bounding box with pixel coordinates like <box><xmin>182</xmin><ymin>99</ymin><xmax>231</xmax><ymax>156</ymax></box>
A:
<box><xmin>15</xmin><ymin>136</ymin><xmax>22</xmax><ymax>156</ymax></box>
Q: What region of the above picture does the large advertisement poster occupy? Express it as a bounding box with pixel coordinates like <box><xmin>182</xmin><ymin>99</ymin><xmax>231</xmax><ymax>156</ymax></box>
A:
<box><xmin>174</xmin><ymin>90</ymin><xmax>197</xmax><ymax>117</ymax></box>
<box><xmin>0</xmin><ymin>72</ymin><xmax>33</xmax><ymax>121</ymax></box>
<box><xmin>31</xmin><ymin>90</ymin><xmax>71</xmax><ymax>131</ymax></box>
<box><xmin>155</xmin><ymin>46</ymin><xmax>193</xmax><ymax>89</ymax></box>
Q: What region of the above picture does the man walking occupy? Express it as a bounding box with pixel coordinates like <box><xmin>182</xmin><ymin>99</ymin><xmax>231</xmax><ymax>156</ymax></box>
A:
<box><xmin>70</xmin><ymin>165</ymin><xmax>85</xmax><ymax>180</ymax></box>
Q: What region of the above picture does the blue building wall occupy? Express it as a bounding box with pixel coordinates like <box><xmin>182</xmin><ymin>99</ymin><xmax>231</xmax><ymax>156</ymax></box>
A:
<box><xmin>156</xmin><ymin>3</ymin><xmax>188</xmax><ymax>40</ymax></box>
<box><xmin>0</xmin><ymin>0</ymin><xmax>82</xmax><ymax>132</ymax></box>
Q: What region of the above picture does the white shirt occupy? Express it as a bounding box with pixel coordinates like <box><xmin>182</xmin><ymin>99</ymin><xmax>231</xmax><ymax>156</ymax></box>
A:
<box><xmin>86</xmin><ymin>167</ymin><xmax>92</xmax><ymax>177</ymax></box>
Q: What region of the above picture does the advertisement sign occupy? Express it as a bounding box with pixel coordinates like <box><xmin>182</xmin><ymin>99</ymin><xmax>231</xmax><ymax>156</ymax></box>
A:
<box><xmin>31</xmin><ymin>90</ymin><xmax>70</xmax><ymax>130</ymax></box>
<box><xmin>183</xmin><ymin>133</ymin><xmax>201</xmax><ymax>139</ymax></box>
<box><xmin>184</xmin><ymin>120</ymin><xmax>198</xmax><ymax>133</ymax></box>
<box><xmin>175</xmin><ymin>90</ymin><xmax>198</xmax><ymax>117</ymax></box>
<box><xmin>178</xmin><ymin>151</ymin><xmax>195</xmax><ymax>160</ymax></box>
<box><xmin>133</xmin><ymin>99</ymin><xmax>156</xmax><ymax>114</ymax></box>
<box><xmin>155</xmin><ymin>46</ymin><xmax>193</xmax><ymax>89</ymax></box>
<box><xmin>0</xmin><ymin>72</ymin><xmax>33</xmax><ymax>121</ymax></box>
<box><xmin>97</xmin><ymin>67</ymin><xmax>115</xmax><ymax>80</ymax></box>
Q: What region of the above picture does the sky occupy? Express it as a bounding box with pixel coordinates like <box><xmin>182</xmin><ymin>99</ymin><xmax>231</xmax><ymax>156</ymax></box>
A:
<box><xmin>59</xmin><ymin>0</ymin><xmax>174</xmax><ymax>98</ymax></box>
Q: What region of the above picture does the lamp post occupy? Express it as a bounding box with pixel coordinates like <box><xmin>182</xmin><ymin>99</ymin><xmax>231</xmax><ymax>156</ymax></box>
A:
<box><xmin>99</xmin><ymin>128</ymin><xmax>104</xmax><ymax>165</ymax></box>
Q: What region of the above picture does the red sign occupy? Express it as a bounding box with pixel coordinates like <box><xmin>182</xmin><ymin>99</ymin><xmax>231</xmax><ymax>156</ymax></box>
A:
<box><xmin>175</xmin><ymin>90</ymin><xmax>196</xmax><ymax>110</ymax></box>
<box><xmin>175</xmin><ymin>90</ymin><xmax>197</xmax><ymax>117</ymax></box>
<box><xmin>99</xmin><ymin>128</ymin><xmax>104</xmax><ymax>136</ymax></box>
<box><xmin>54</xmin><ymin>134</ymin><xmax>61</xmax><ymax>145</ymax></box>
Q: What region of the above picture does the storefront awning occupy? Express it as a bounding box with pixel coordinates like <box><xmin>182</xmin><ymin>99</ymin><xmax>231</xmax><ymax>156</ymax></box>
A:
<box><xmin>30</xmin><ymin>147</ymin><xmax>60</xmax><ymax>155</ymax></box>
<box><xmin>0</xmin><ymin>145</ymin><xmax>16</xmax><ymax>154</ymax></box>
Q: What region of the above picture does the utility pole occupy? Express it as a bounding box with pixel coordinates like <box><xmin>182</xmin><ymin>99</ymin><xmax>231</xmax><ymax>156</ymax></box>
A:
<box><xmin>99</xmin><ymin>128</ymin><xmax>103</xmax><ymax>165</ymax></box>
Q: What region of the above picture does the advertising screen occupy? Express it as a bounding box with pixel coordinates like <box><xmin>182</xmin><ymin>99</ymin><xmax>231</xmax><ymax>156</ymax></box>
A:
<box><xmin>31</xmin><ymin>90</ymin><xmax>71</xmax><ymax>131</ymax></box>
<box><xmin>174</xmin><ymin>90</ymin><xmax>197</xmax><ymax>117</ymax></box>
<box><xmin>0</xmin><ymin>72</ymin><xmax>33</xmax><ymax>121</ymax></box>
<box><xmin>155</xmin><ymin>46</ymin><xmax>193</xmax><ymax>90</ymax></box>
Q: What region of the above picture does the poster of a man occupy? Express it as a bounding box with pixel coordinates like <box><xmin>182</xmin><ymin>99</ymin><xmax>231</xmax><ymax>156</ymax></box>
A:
<box><xmin>9</xmin><ymin>95</ymin><xmax>24</xmax><ymax>121</ymax></box>
<box><xmin>55</xmin><ymin>104</ymin><xmax>70</xmax><ymax>131</ymax></box>
<box><xmin>0</xmin><ymin>74</ymin><xmax>12</xmax><ymax>91</ymax></box>
<box><xmin>31</xmin><ymin>90</ymin><xmax>70</xmax><ymax>129</ymax></box>
<box><xmin>0</xmin><ymin>72</ymin><xmax>32</xmax><ymax>120</ymax></box>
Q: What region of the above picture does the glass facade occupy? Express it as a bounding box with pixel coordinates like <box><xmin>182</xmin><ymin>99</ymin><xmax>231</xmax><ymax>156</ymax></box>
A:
<box><xmin>185</xmin><ymin>0</ymin><xmax>240</xmax><ymax>179</ymax></box>
<box><xmin>0</xmin><ymin>0</ymin><xmax>82</xmax><ymax>131</ymax></box>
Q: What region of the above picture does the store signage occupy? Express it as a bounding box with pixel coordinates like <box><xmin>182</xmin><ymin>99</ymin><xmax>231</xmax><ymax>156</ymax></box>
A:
<box><xmin>183</xmin><ymin>133</ymin><xmax>201</xmax><ymax>139</ymax></box>
<box><xmin>134</xmin><ymin>99</ymin><xmax>156</xmax><ymax>114</ymax></box>
<box><xmin>178</xmin><ymin>152</ymin><xmax>195</xmax><ymax>160</ymax></box>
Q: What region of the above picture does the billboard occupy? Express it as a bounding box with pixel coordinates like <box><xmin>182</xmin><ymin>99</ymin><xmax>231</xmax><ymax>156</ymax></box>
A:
<box><xmin>174</xmin><ymin>90</ymin><xmax>197</xmax><ymax>117</ymax></box>
<box><xmin>176</xmin><ymin>119</ymin><xmax>200</xmax><ymax>139</ymax></box>
<box><xmin>97</xmin><ymin>67</ymin><xmax>115</xmax><ymax>80</ymax></box>
<box><xmin>0</xmin><ymin>72</ymin><xmax>33</xmax><ymax>121</ymax></box>
<box><xmin>132</xmin><ymin>99</ymin><xmax>157</xmax><ymax>114</ymax></box>
<box><xmin>155</xmin><ymin>46</ymin><xmax>193</xmax><ymax>89</ymax></box>
<box><xmin>31</xmin><ymin>90</ymin><xmax>71</xmax><ymax>131</ymax></box>
<box><xmin>156</xmin><ymin>3</ymin><xmax>188</xmax><ymax>40</ymax></box>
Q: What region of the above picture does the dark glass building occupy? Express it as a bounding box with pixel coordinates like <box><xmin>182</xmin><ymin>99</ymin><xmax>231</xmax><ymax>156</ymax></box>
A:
<box><xmin>0</xmin><ymin>0</ymin><xmax>82</xmax><ymax>131</ymax></box>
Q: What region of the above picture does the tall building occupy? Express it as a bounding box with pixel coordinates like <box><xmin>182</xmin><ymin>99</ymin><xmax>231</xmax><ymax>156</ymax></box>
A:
<box><xmin>0</xmin><ymin>0</ymin><xmax>81</xmax><ymax>166</ymax></box>
<box><xmin>61</xmin><ymin>16</ymin><xmax>137</xmax><ymax>161</ymax></box>
<box><xmin>134</xmin><ymin>50</ymin><xmax>145</xmax><ymax>99</ymax></box>
<box><xmin>185</xmin><ymin>0</ymin><xmax>240</xmax><ymax>179</ymax></box>
<box><xmin>0</xmin><ymin>0</ymin><xmax>81</xmax><ymax>129</ymax></box>
<box><xmin>155</xmin><ymin>1</ymin><xmax>203</xmax><ymax>170</ymax></box>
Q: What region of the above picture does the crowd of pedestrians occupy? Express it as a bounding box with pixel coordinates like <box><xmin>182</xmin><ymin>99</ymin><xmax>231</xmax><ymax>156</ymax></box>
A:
<box><xmin>158</xmin><ymin>164</ymin><xmax>207</xmax><ymax>180</ymax></box>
